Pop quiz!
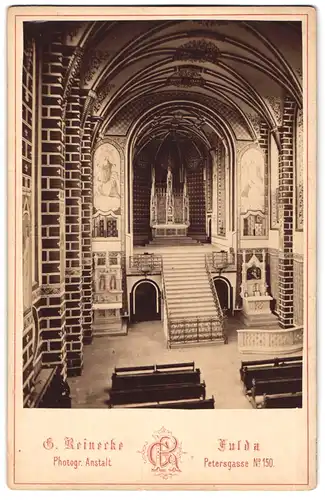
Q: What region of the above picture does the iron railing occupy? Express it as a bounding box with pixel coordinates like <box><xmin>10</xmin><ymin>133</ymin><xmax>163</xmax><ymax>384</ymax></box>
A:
<box><xmin>205</xmin><ymin>254</ymin><xmax>227</xmax><ymax>342</ymax></box>
<box><xmin>168</xmin><ymin>317</ymin><xmax>225</xmax><ymax>348</ymax></box>
<box><xmin>207</xmin><ymin>250</ymin><xmax>235</xmax><ymax>271</ymax></box>
<box><xmin>128</xmin><ymin>254</ymin><xmax>162</xmax><ymax>275</ymax></box>
<box><xmin>161</xmin><ymin>257</ymin><xmax>171</xmax><ymax>342</ymax></box>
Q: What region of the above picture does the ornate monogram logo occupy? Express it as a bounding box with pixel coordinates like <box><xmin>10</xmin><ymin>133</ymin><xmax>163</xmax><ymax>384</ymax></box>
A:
<box><xmin>139</xmin><ymin>427</ymin><xmax>185</xmax><ymax>479</ymax></box>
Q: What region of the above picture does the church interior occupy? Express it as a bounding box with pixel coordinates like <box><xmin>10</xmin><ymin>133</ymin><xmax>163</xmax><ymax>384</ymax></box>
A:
<box><xmin>21</xmin><ymin>19</ymin><xmax>304</xmax><ymax>409</ymax></box>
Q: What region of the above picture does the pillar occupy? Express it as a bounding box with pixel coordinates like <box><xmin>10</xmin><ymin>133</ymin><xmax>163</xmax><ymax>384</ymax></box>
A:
<box><xmin>64</xmin><ymin>70</ymin><xmax>83</xmax><ymax>376</ymax></box>
<box><xmin>81</xmin><ymin>116</ymin><xmax>95</xmax><ymax>344</ymax></box>
<box><xmin>40</xmin><ymin>33</ymin><xmax>67</xmax><ymax>372</ymax></box>
<box><xmin>278</xmin><ymin>96</ymin><xmax>296</xmax><ymax>328</ymax></box>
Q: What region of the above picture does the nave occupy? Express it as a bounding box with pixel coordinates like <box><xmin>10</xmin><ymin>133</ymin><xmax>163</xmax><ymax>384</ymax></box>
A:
<box><xmin>68</xmin><ymin>319</ymin><xmax>301</xmax><ymax>410</ymax></box>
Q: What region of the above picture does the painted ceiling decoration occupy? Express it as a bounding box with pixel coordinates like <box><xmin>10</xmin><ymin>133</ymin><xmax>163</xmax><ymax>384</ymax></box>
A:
<box><xmin>167</xmin><ymin>67</ymin><xmax>206</xmax><ymax>88</ymax></box>
<box><xmin>173</xmin><ymin>39</ymin><xmax>221</xmax><ymax>64</ymax></box>
<box><xmin>50</xmin><ymin>20</ymin><xmax>302</xmax><ymax>152</ymax></box>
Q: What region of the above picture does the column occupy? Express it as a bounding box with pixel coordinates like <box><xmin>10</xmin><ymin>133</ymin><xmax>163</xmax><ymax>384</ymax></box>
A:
<box><xmin>40</xmin><ymin>34</ymin><xmax>67</xmax><ymax>372</ymax></box>
<box><xmin>64</xmin><ymin>72</ymin><xmax>83</xmax><ymax>376</ymax></box>
<box><xmin>81</xmin><ymin>117</ymin><xmax>95</xmax><ymax>344</ymax></box>
<box><xmin>278</xmin><ymin>97</ymin><xmax>296</xmax><ymax>328</ymax></box>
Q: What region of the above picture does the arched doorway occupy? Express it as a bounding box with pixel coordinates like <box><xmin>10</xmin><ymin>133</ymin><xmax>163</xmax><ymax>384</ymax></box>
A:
<box><xmin>131</xmin><ymin>280</ymin><xmax>161</xmax><ymax>322</ymax></box>
<box><xmin>213</xmin><ymin>277</ymin><xmax>233</xmax><ymax>315</ymax></box>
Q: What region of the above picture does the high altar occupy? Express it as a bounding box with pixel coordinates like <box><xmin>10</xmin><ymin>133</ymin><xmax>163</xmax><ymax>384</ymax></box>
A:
<box><xmin>150</xmin><ymin>155</ymin><xmax>189</xmax><ymax>238</ymax></box>
<box><xmin>240</xmin><ymin>250</ymin><xmax>278</xmax><ymax>327</ymax></box>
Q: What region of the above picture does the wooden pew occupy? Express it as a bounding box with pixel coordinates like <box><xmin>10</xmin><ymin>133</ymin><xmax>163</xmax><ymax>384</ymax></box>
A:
<box><xmin>261</xmin><ymin>392</ymin><xmax>302</xmax><ymax>409</ymax></box>
<box><xmin>112</xmin><ymin>362</ymin><xmax>200</xmax><ymax>391</ymax></box>
<box><xmin>121</xmin><ymin>397</ymin><xmax>215</xmax><ymax>409</ymax></box>
<box><xmin>251</xmin><ymin>377</ymin><xmax>302</xmax><ymax>400</ymax></box>
<box><xmin>240</xmin><ymin>355</ymin><xmax>302</xmax><ymax>373</ymax></box>
<box><xmin>109</xmin><ymin>381</ymin><xmax>206</xmax><ymax>406</ymax></box>
<box><xmin>115</xmin><ymin>361</ymin><xmax>195</xmax><ymax>374</ymax></box>
<box><xmin>240</xmin><ymin>361</ymin><xmax>302</xmax><ymax>393</ymax></box>
<box><xmin>242</xmin><ymin>365</ymin><xmax>302</xmax><ymax>393</ymax></box>
<box><xmin>34</xmin><ymin>367</ymin><xmax>72</xmax><ymax>408</ymax></box>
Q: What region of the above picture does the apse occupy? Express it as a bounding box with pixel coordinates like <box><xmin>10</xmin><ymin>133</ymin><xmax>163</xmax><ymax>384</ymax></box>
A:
<box><xmin>132</xmin><ymin>127</ymin><xmax>210</xmax><ymax>245</ymax></box>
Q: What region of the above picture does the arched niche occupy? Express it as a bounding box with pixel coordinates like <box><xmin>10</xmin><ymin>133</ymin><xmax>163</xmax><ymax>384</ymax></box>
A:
<box><xmin>213</xmin><ymin>276</ymin><xmax>233</xmax><ymax>315</ymax></box>
<box><xmin>130</xmin><ymin>279</ymin><xmax>161</xmax><ymax>322</ymax></box>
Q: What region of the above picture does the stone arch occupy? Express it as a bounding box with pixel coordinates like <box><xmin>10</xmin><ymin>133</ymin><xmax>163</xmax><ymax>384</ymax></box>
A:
<box><xmin>213</xmin><ymin>276</ymin><xmax>233</xmax><ymax>314</ymax></box>
<box><xmin>130</xmin><ymin>279</ymin><xmax>161</xmax><ymax>322</ymax></box>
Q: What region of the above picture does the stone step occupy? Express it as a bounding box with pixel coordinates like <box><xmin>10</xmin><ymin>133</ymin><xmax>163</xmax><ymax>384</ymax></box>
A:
<box><xmin>163</xmin><ymin>253</ymin><xmax>206</xmax><ymax>258</ymax></box>
<box><xmin>169</xmin><ymin>305</ymin><xmax>216</xmax><ymax>314</ymax></box>
<box><xmin>167</xmin><ymin>290</ymin><xmax>212</xmax><ymax>297</ymax></box>
<box><xmin>165</xmin><ymin>281</ymin><xmax>211</xmax><ymax>295</ymax></box>
<box><xmin>165</xmin><ymin>276</ymin><xmax>210</xmax><ymax>289</ymax></box>
<box><xmin>165</xmin><ymin>279</ymin><xmax>208</xmax><ymax>286</ymax></box>
<box><xmin>169</xmin><ymin>305</ymin><xmax>216</xmax><ymax>313</ymax></box>
<box><xmin>164</xmin><ymin>264</ymin><xmax>206</xmax><ymax>268</ymax></box>
<box><xmin>164</xmin><ymin>267</ymin><xmax>207</xmax><ymax>281</ymax></box>
<box><xmin>168</xmin><ymin>299</ymin><xmax>215</xmax><ymax>307</ymax></box>
<box><xmin>166</xmin><ymin>285</ymin><xmax>211</xmax><ymax>293</ymax></box>
<box><xmin>169</xmin><ymin>311</ymin><xmax>218</xmax><ymax>319</ymax></box>
<box><xmin>167</xmin><ymin>293</ymin><xmax>211</xmax><ymax>299</ymax></box>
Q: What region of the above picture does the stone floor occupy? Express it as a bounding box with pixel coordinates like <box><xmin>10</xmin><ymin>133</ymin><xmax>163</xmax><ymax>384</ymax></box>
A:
<box><xmin>68</xmin><ymin>317</ymin><xmax>288</xmax><ymax>410</ymax></box>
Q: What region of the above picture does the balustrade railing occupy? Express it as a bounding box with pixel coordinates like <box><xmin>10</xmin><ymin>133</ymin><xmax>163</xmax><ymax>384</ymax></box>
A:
<box><xmin>161</xmin><ymin>258</ymin><xmax>171</xmax><ymax>342</ymax></box>
<box><xmin>206</xmin><ymin>250</ymin><xmax>235</xmax><ymax>271</ymax></box>
<box><xmin>205</xmin><ymin>254</ymin><xmax>227</xmax><ymax>343</ymax></box>
<box><xmin>168</xmin><ymin>317</ymin><xmax>225</xmax><ymax>348</ymax></box>
<box><xmin>161</xmin><ymin>254</ymin><xmax>227</xmax><ymax>348</ymax></box>
<box><xmin>128</xmin><ymin>254</ymin><xmax>162</xmax><ymax>275</ymax></box>
<box><xmin>237</xmin><ymin>326</ymin><xmax>303</xmax><ymax>354</ymax></box>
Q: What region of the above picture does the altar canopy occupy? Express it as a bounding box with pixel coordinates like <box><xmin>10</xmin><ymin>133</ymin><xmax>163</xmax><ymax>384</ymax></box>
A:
<box><xmin>150</xmin><ymin>152</ymin><xmax>190</xmax><ymax>237</ymax></box>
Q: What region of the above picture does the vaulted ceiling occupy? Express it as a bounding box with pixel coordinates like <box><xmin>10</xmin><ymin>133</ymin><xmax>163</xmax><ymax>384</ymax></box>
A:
<box><xmin>44</xmin><ymin>20</ymin><xmax>303</xmax><ymax>155</ymax></box>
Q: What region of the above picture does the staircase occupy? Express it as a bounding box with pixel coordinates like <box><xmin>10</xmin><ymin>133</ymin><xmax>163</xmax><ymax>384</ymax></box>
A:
<box><xmin>148</xmin><ymin>235</ymin><xmax>201</xmax><ymax>247</ymax></box>
<box><xmin>162</xmin><ymin>251</ymin><xmax>220</xmax><ymax>319</ymax></box>
<box><xmin>162</xmin><ymin>250</ymin><xmax>226</xmax><ymax>346</ymax></box>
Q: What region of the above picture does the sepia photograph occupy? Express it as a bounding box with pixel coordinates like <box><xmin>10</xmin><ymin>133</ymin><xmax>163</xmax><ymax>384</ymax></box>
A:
<box><xmin>7</xmin><ymin>4</ymin><xmax>316</xmax><ymax>489</ymax></box>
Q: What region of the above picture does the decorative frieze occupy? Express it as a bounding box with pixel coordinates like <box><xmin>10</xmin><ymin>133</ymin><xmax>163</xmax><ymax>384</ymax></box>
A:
<box><xmin>82</xmin><ymin>50</ymin><xmax>112</xmax><ymax>85</ymax></box>
<box><xmin>265</xmin><ymin>95</ymin><xmax>283</xmax><ymax>127</ymax></box>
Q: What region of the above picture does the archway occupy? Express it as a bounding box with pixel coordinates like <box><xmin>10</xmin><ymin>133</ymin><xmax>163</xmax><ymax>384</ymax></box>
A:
<box><xmin>131</xmin><ymin>280</ymin><xmax>161</xmax><ymax>322</ymax></box>
<box><xmin>213</xmin><ymin>277</ymin><xmax>233</xmax><ymax>315</ymax></box>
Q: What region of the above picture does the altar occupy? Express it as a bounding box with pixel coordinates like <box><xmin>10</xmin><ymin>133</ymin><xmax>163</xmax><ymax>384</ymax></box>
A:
<box><xmin>150</xmin><ymin>155</ymin><xmax>190</xmax><ymax>238</ymax></box>
<box><xmin>240</xmin><ymin>250</ymin><xmax>278</xmax><ymax>327</ymax></box>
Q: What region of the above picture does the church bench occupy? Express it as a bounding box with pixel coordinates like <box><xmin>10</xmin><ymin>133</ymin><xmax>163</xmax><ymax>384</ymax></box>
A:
<box><xmin>114</xmin><ymin>361</ymin><xmax>195</xmax><ymax>374</ymax></box>
<box><xmin>113</xmin><ymin>397</ymin><xmax>215</xmax><ymax>409</ymax></box>
<box><xmin>240</xmin><ymin>355</ymin><xmax>302</xmax><ymax>374</ymax></box>
<box><xmin>250</xmin><ymin>377</ymin><xmax>302</xmax><ymax>402</ymax></box>
<box><xmin>261</xmin><ymin>392</ymin><xmax>303</xmax><ymax>409</ymax></box>
<box><xmin>33</xmin><ymin>367</ymin><xmax>72</xmax><ymax>408</ymax></box>
<box><xmin>115</xmin><ymin>364</ymin><xmax>156</xmax><ymax>373</ymax></box>
<box><xmin>241</xmin><ymin>364</ymin><xmax>303</xmax><ymax>393</ymax></box>
<box><xmin>111</xmin><ymin>368</ymin><xmax>201</xmax><ymax>390</ymax></box>
<box><xmin>109</xmin><ymin>381</ymin><xmax>206</xmax><ymax>406</ymax></box>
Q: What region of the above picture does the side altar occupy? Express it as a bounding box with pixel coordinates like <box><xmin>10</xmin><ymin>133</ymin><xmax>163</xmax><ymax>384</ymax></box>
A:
<box><xmin>240</xmin><ymin>250</ymin><xmax>278</xmax><ymax>327</ymax></box>
<box><xmin>150</xmin><ymin>157</ymin><xmax>189</xmax><ymax>238</ymax></box>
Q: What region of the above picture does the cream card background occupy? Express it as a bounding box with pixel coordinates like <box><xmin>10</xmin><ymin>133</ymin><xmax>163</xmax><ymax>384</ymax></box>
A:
<box><xmin>6</xmin><ymin>4</ymin><xmax>317</xmax><ymax>491</ymax></box>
